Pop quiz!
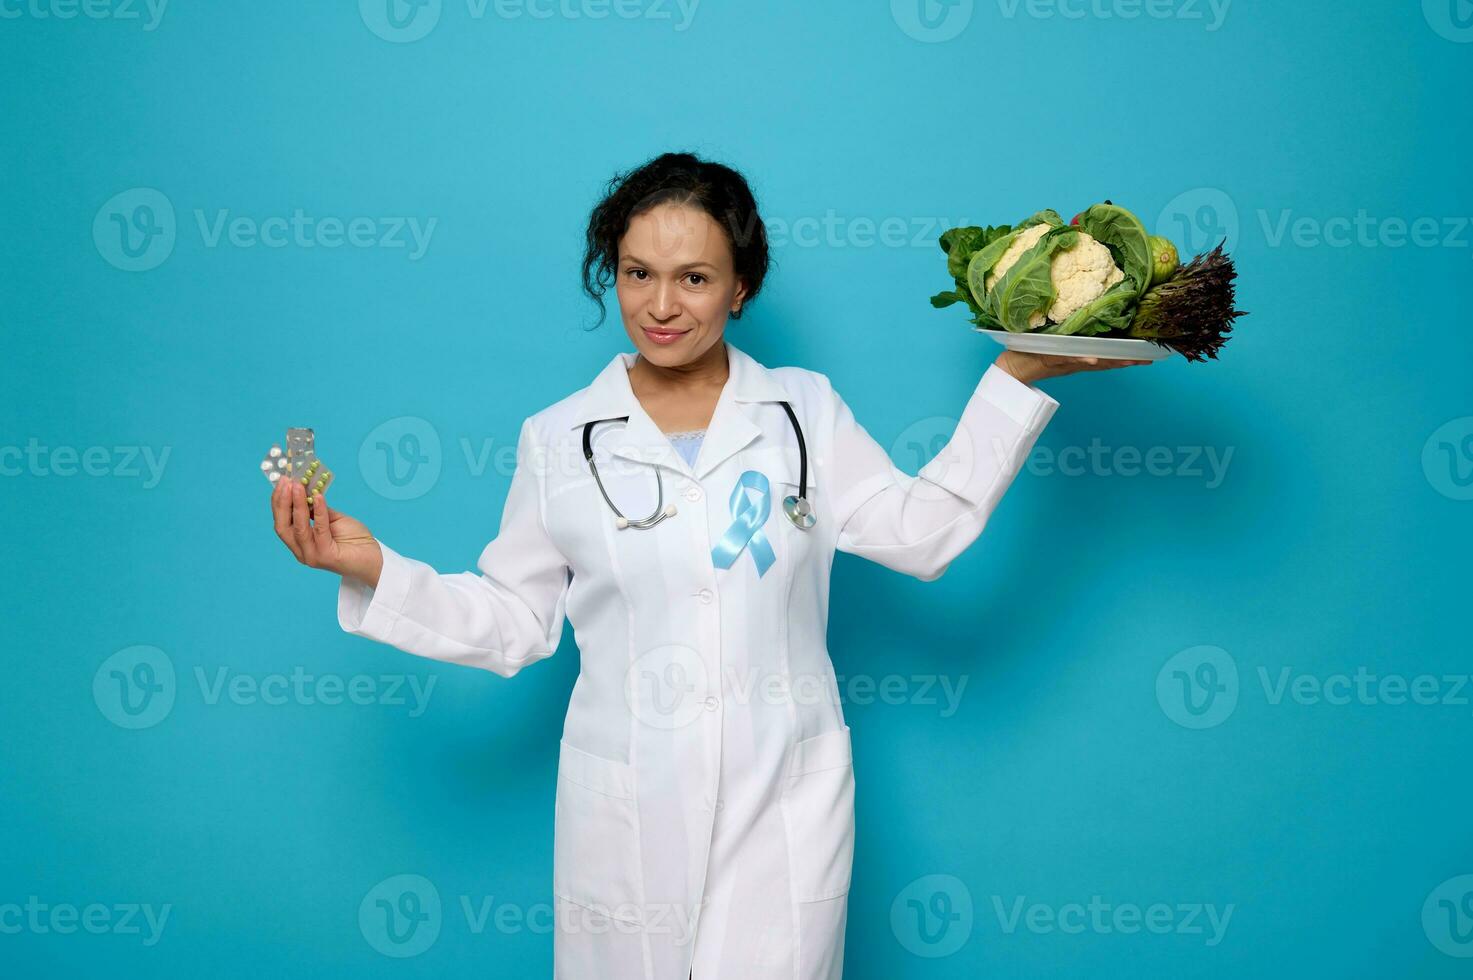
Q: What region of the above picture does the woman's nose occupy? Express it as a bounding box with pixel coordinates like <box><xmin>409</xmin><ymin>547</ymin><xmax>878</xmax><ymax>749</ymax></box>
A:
<box><xmin>651</xmin><ymin>280</ymin><xmax>681</xmax><ymax>318</ymax></box>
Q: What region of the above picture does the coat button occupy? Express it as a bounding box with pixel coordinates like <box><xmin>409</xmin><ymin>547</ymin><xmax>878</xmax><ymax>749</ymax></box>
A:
<box><xmin>684</xmin><ymin>485</ymin><xmax>703</xmax><ymax>502</ymax></box>
<box><xmin>695</xmin><ymin>589</ymin><xmax>713</xmax><ymax>604</ymax></box>
<box><xmin>703</xmin><ymin>696</ymin><xmax>719</xmax><ymax>711</ymax></box>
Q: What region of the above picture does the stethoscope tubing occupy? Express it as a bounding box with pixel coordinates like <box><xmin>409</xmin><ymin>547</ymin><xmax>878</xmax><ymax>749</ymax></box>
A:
<box><xmin>582</xmin><ymin>400</ymin><xmax>812</xmax><ymax>530</ymax></box>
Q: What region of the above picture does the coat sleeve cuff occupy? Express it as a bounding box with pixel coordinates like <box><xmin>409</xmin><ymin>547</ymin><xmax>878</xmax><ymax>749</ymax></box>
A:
<box><xmin>337</xmin><ymin>541</ymin><xmax>413</xmax><ymax>642</ymax></box>
<box><xmin>975</xmin><ymin>362</ymin><xmax>1060</xmax><ymax>426</ymax></box>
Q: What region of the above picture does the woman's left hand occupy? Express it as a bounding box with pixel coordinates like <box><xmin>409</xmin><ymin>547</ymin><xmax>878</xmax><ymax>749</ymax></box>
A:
<box><xmin>994</xmin><ymin>350</ymin><xmax>1154</xmax><ymax>385</ymax></box>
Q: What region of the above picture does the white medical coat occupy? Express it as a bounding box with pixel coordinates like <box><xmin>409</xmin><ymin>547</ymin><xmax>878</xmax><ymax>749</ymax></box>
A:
<box><xmin>337</xmin><ymin>341</ymin><xmax>1059</xmax><ymax>979</ymax></box>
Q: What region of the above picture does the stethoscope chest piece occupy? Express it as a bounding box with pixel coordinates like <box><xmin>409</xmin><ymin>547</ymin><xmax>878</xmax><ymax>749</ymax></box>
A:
<box><xmin>783</xmin><ymin>494</ymin><xmax>816</xmax><ymax>530</ymax></box>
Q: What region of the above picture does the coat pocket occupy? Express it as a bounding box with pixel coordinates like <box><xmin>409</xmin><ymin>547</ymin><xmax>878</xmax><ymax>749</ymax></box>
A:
<box><xmin>781</xmin><ymin>726</ymin><xmax>856</xmax><ymax>903</ymax></box>
<box><xmin>553</xmin><ymin>740</ymin><xmax>645</xmax><ymax>923</ymax></box>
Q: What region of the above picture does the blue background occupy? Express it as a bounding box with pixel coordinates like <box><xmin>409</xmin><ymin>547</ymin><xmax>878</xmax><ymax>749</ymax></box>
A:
<box><xmin>3</xmin><ymin>0</ymin><xmax>1470</xmax><ymax>975</ymax></box>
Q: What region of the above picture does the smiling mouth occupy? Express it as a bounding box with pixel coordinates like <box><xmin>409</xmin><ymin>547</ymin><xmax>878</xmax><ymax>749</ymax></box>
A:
<box><xmin>642</xmin><ymin>326</ymin><xmax>688</xmax><ymax>340</ymax></box>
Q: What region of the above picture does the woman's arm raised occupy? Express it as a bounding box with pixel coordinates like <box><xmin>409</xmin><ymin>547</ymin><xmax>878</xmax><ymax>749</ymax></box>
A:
<box><xmin>272</xmin><ymin>417</ymin><xmax>572</xmax><ymax>677</ymax></box>
<box><xmin>826</xmin><ymin>352</ymin><xmax>1148</xmax><ymax>581</ymax></box>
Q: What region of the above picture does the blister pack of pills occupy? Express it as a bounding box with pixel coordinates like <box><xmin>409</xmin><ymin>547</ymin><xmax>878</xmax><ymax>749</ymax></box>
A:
<box><xmin>260</xmin><ymin>427</ymin><xmax>334</xmax><ymax>510</ymax></box>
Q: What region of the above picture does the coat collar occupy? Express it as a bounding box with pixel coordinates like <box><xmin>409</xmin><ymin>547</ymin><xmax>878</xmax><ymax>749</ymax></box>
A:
<box><xmin>569</xmin><ymin>340</ymin><xmax>792</xmax><ymax>481</ymax></box>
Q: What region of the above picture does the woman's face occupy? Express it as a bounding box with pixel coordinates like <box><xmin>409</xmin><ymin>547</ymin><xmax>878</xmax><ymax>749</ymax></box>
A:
<box><xmin>615</xmin><ymin>203</ymin><xmax>747</xmax><ymax>369</ymax></box>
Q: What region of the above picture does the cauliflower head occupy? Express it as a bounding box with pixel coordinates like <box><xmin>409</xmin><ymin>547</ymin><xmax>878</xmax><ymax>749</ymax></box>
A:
<box><xmin>986</xmin><ymin>226</ymin><xmax>1125</xmax><ymax>328</ymax></box>
<box><xmin>984</xmin><ymin>223</ymin><xmax>1050</xmax><ymax>293</ymax></box>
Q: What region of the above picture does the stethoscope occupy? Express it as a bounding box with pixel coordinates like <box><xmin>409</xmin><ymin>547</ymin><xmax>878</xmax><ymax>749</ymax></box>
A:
<box><xmin>582</xmin><ymin>401</ymin><xmax>816</xmax><ymax>532</ymax></box>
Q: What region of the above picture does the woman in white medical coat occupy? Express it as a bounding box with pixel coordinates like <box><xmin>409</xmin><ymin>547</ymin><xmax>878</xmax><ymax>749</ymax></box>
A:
<box><xmin>270</xmin><ymin>152</ymin><xmax>1149</xmax><ymax>980</ymax></box>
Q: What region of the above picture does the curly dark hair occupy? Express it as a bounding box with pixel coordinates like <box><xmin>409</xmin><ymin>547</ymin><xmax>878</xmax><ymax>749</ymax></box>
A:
<box><xmin>581</xmin><ymin>151</ymin><xmax>771</xmax><ymax>328</ymax></box>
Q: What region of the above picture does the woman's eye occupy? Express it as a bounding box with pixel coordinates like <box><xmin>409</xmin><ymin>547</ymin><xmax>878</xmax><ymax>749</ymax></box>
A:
<box><xmin>625</xmin><ymin>269</ymin><xmax>647</xmax><ymax>281</ymax></box>
<box><xmin>685</xmin><ymin>274</ymin><xmax>706</xmax><ymax>286</ymax></box>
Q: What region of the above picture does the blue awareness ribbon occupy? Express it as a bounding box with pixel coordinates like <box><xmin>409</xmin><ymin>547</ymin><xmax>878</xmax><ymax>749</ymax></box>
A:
<box><xmin>710</xmin><ymin>470</ymin><xmax>776</xmax><ymax>577</ymax></box>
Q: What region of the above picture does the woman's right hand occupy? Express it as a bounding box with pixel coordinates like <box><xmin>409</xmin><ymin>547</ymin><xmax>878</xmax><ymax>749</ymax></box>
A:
<box><xmin>271</xmin><ymin>476</ymin><xmax>384</xmax><ymax>588</ymax></box>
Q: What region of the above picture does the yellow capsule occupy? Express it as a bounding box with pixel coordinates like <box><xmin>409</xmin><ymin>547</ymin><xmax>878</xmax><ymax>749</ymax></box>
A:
<box><xmin>300</xmin><ymin>476</ymin><xmax>309</xmax><ymax>485</ymax></box>
<box><xmin>308</xmin><ymin>460</ymin><xmax>319</xmax><ymax>472</ymax></box>
<box><xmin>314</xmin><ymin>479</ymin><xmax>326</xmax><ymax>490</ymax></box>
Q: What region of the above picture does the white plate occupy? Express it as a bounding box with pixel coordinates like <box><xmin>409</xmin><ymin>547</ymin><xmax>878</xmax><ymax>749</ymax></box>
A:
<box><xmin>974</xmin><ymin>327</ymin><xmax>1173</xmax><ymax>361</ymax></box>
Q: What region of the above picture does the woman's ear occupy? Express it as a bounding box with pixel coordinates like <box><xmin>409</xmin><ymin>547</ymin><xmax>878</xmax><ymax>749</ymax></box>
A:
<box><xmin>731</xmin><ymin>279</ymin><xmax>748</xmax><ymax>315</ymax></box>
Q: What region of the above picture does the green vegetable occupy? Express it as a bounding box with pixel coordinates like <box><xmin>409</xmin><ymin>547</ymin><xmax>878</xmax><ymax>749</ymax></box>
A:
<box><xmin>930</xmin><ymin>224</ymin><xmax>1008</xmax><ymax>324</ymax></box>
<box><xmin>978</xmin><ymin>225</ymin><xmax>1080</xmax><ymax>332</ymax></box>
<box><xmin>937</xmin><ymin>203</ymin><xmax>1155</xmax><ymax>337</ymax></box>
<box><xmin>930</xmin><ymin>211</ymin><xmax>1063</xmax><ymax>329</ymax></box>
<box><xmin>1038</xmin><ymin>203</ymin><xmax>1154</xmax><ymax>336</ymax></box>
<box><xmin>1128</xmin><ymin>243</ymin><xmax>1245</xmax><ymax>362</ymax></box>
<box><xmin>1149</xmin><ymin>235</ymin><xmax>1180</xmax><ymax>285</ymax></box>
<box><xmin>1076</xmin><ymin>203</ymin><xmax>1154</xmax><ymax>294</ymax></box>
<box><xmin>930</xmin><ymin>203</ymin><xmax>1247</xmax><ymax>362</ymax></box>
<box><xmin>1049</xmin><ymin>279</ymin><xmax>1137</xmax><ymax>337</ymax></box>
